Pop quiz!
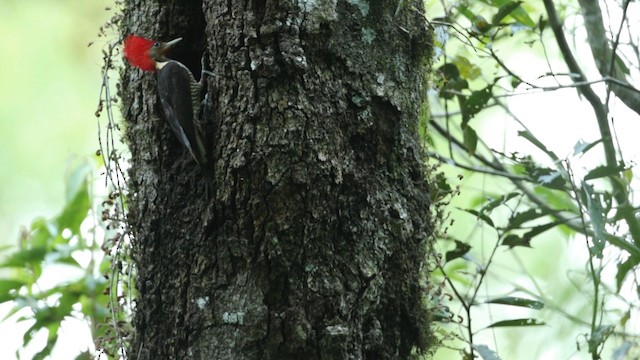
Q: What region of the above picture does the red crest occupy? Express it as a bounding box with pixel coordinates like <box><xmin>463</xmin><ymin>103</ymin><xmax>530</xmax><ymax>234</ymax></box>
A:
<box><xmin>123</xmin><ymin>35</ymin><xmax>156</xmax><ymax>72</ymax></box>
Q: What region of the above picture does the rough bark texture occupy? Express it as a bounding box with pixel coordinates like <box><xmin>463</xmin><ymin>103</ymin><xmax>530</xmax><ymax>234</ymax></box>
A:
<box><xmin>121</xmin><ymin>1</ymin><xmax>433</xmax><ymax>359</ymax></box>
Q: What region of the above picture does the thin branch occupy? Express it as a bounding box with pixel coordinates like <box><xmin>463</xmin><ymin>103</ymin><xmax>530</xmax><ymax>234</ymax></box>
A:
<box><xmin>578</xmin><ymin>0</ymin><xmax>640</xmax><ymax>115</ymax></box>
<box><xmin>543</xmin><ymin>0</ymin><xmax>640</xmax><ymax>248</ymax></box>
<box><xmin>428</xmin><ymin>152</ymin><xmax>530</xmax><ymax>181</ymax></box>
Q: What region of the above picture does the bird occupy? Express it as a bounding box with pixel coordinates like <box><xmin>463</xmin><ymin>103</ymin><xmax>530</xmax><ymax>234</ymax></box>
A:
<box><xmin>123</xmin><ymin>34</ymin><xmax>210</xmax><ymax>171</ymax></box>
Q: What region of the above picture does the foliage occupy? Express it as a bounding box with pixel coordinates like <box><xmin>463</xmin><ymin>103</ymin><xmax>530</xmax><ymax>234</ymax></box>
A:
<box><xmin>426</xmin><ymin>0</ymin><xmax>640</xmax><ymax>359</ymax></box>
<box><xmin>0</xmin><ymin>161</ymin><xmax>128</xmax><ymax>359</ymax></box>
<box><xmin>0</xmin><ymin>2</ymin><xmax>131</xmax><ymax>358</ymax></box>
<box><xmin>0</xmin><ymin>158</ymin><xmax>131</xmax><ymax>360</ymax></box>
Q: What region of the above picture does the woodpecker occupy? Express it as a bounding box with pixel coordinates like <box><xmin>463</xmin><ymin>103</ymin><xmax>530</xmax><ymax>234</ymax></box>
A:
<box><xmin>123</xmin><ymin>34</ymin><xmax>210</xmax><ymax>171</ymax></box>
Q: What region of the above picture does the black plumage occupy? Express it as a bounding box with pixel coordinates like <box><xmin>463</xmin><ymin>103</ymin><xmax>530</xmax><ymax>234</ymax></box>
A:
<box><xmin>156</xmin><ymin>60</ymin><xmax>207</xmax><ymax>165</ymax></box>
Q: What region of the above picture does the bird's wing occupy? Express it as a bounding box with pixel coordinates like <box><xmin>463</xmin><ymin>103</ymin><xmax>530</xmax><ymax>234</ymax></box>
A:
<box><xmin>156</xmin><ymin>61</ymin><xmax>199</xmax><ymax>161</ymax></box>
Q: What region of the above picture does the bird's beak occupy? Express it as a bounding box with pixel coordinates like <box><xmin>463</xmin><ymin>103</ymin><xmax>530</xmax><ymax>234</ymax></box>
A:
<box><xmin>165</xmin><ymin>37</ymin><xmax>183</xmax><ymax>48</ymax></box>
<box><xmin>159</xmin><ymin>37</ymin><xmax>182</xmax><ymax>56</ymax></box>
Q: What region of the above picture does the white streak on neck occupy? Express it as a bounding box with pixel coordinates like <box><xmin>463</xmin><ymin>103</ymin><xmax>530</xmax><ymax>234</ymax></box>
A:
<box><xmin>156</xmin><ymin>61</ymin><xmax>169</xmax><ymax>70</ymax></box>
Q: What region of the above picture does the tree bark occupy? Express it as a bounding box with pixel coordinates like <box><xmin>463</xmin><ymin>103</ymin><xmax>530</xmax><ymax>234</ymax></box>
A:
<box><xmin>121</xmin><ymin>1</ymin><xmax>433</xmax><ymax>359</ymax></box>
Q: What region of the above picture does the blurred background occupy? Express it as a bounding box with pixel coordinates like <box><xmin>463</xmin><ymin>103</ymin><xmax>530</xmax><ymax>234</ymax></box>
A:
<box><xmin>0</xmin><ymin>0</ymin><xmax>112</xmax><ymax>251</ymax></box>
<box><xmin>0</xmin><ymin>0</ymin><xmax>114</xmax><ymax>357</ymax></box>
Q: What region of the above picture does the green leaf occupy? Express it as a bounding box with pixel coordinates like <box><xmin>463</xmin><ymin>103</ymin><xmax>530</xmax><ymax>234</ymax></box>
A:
<box><xmin>524</xmin><ymin>221</ymin><xmax>562</xmax><ymax>238</ymax></box>
<box><xmin>452</xmin><ymin>56</ymin><xmax>482</xmax><ymax>80</ymax></box>
<box><xmin>487</xmin><ymin>0</ymin><xmax>535</xmax><ymax>27</ymax></box>
<box><xmin>484</xmin><ymin>296</ymin><xmax>544</xmax><ymax>309</ymax></box>
<box><xmin>439</xmin><ymin>63</ymin><xmax>460</xmax><ymax>80</ymax></box>
<box><xmin>482</xmin><ymin>192</ymin><xmax>519</xmax><ymax>213</ymax></box>
<box><xmin>75</xmin><ymin>351</ymin><xmax>93</xmax><ymax>360</ymax></box>
<box><xmin>486</xmin><ymin>318</ymin><xmax>545</xmax><ymax>328</ymax></box>
<box><xmin>463</xmin><ymin>125</ymin><xmax>478</xmax><ymax>155</ymax></box>
<box><xmin>456</xmin><ymin>5</ymin><xmax>476</xmax><ymax>22</ymax></box>
<box><xmin>573</xmin><ymin>139</ymin><xmax>602</xmax><ymax>156</ymax></box>
<box><xmin>614</xmin><ymin>53</ymin><xmax>630</xmax><ymax>76</ymax></box>
<box><xmin>537</xmin><ymin>170</ymin><xmax>566</xmax><ymax>190</ymax></box>
<box><xmin>517</xmin><ymin>130</ymin><xmax>558</xmax><ymax>161</ymax></box>
<box><xmin>32</xmin><ymin>322</ymin><xmax>59</xmax><ymax>360</ymax></box>
<box><xmin>65</xmin><ymin>161</ymin><xmax>92</xmax><ymax>202</ymax></box>
<box><xmin>0</xmin><ymin>279</ymin><xmax>26</xmax><ymax>303</ymax></box>
<box><xmin>510</xmin><ymin>76</ymin><xmax>522</xmax><ymax>88</ymax></box>
<box><xmin>442</xmin><ymin>261</ymin><xmax>473</xmax><ymax>286</ymax></box>
<box><xmin>0</xmin><ymin>247</ymin><xmax>48</xmax><ymax>268</ymax></box>
<box><xmin>445</xmin><ymin>240</ymin><xmax>472</xmax><ymax>262</ymax></box>
<box><xmin>27</xmin><ymin>217</ymin><xmax>56</xmax><ymax>249</ymax></box>
<box><xmin>507</xmin><ymin>208</ymin><xmax>548</xmax><ymax>230</ymax></box>
<box><xmin>533</xmin><ymin>186</ymin><xmax>579</xmax><ymax>213</ymax></box>
<box><xmin>501</xmin><ymin>234</ymin><xmax>531</xmax><ymax>249</ymax></box>
<box><xmin>462</xmin><ymin>86</ymin><xmax>493</xmax><ymax>126</ymax></box>
<box><xmin>616</xmin><ymin>256</ymin><xmax>639</xmax><ymax>292</ymax></box>
<box><xmin>584</xmin><ymin>164</ymin><xmax>626</xmax><ymax>181</ymax></box>
<box><xmin>57</xmin><ymin>180</ymin><xmax>91</xmax><ymax>235</ymax></box>
<box><xmin>438</xmin><ymin>63</ymin><xmax>469</xmax><ymax>100</ymax></box>
<box><xmin>492</xmin><ymin>1</ymin><xmax>523</xmax><ymax>25</ymax></box>
<box><xmin>459</xmin><ymin>208</ymin><xmax>495</xmax><ymax>228</ymax></box>
<box><xmin>582</xmin><ymin>183</ymin><xmax>606</xmax><ymax>258</ymax></box>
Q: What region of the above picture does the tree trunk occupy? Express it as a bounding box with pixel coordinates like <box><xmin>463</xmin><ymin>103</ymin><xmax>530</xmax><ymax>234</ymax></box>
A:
<box><xmin>121</xmin><ymin>1</ymin><xmax>433</xmax><ymax>359</ymax></box>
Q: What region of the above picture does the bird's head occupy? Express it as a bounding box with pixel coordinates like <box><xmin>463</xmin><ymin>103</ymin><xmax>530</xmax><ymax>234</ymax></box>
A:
<box><xmin>123</xmin><ymin>35</ymin><xmax>182</xmax><ymax>72</ymax></box>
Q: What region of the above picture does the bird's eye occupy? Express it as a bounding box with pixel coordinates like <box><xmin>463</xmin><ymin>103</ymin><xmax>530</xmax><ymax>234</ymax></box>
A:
<box><xmin>153</xmin><ymin>42</ymin><xmax>160</xmax><ymax>48</ymax></box>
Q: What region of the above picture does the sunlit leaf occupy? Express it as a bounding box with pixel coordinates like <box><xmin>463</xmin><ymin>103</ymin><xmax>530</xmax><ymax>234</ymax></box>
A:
<box><xmin>492</xmin><ymin>1</ymin><xmax>523</xmax><ymax>25</ymax></box>
<box><xmin>484</xmin><ymin>296</ymin><xmax>544</xmax><ymax>309</ymax></box>
<box><xmin>456</xmin><ymin>5</ymin><xmax>476</xmax><ymax>22</ymax></box>
<box><xmin>442</xmin><ymin>260</ymin><xmax>474</xmax><ymax>286</ymax></box>
<box><xmin>486</xmin><ymin>318</ymin><xmax>545</xmax><ymax>328</ymax></box>
<box><xmin>57</xmin><ymin>180</ymin><xmax>91</xmax><ymax>235</ymax></box>
<box><xmin>27</xmin><ymin>217</ymin><xmax>56</xmax><ymax>250</ymax></box>
<box><xmin>0</xmin><ymin>247</ymin><xmax>48</xmax><ymax>268</ymax></box>
<box><xmin>486</xmin><ymin>0</ymin><xmax>535</xmax><ymax>27</ymax></box>
<box><xmin>0</xmin><ymin>279</ymin><xmax>26</xmax><ymax>303</ymax></box>
<box><xmin>533</xmin><ymin>186</ymin><xmax>579</xmax><ymax>213</ymax></box>
<box><xmin>65</xmin><ymin>161</ymin><xmax>92</xmax><ymax>203</ymax></box>
<box><xmin>453</xmin><ymin>56</ymin><xmax>482</xmax><ymax>80</ymax></box>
